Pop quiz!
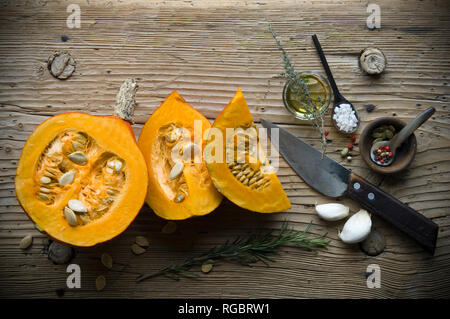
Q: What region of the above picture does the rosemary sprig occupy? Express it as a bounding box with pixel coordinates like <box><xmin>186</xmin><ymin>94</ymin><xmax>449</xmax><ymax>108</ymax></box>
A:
<box><xmin>136</xmin><ymin>220</ymin><xmax>329</xmax><ymax>282</ymax></box>
<box><xmin>268</xmin><ymin>24</ymin><xmax>328</xmax><ymax>157</ymax></box>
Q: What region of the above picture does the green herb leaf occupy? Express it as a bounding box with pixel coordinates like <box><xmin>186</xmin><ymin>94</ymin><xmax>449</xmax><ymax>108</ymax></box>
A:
<box><xmin>268</xmin><ymin>23</ymin><xmax>328</xmax><ymax>157</ymax></box>
<box><xmin>136</xmin><ymin>220</ymin><xmax>329</xmax><ymax>283</ymax></box>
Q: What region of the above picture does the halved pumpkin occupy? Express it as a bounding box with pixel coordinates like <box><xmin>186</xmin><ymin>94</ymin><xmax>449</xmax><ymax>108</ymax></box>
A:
<box><xmin>15</xmin><ymin>113</ymin><xmax>148</xmax><ymax>247</ymax></box>
<box><xmin>138</xmin><ymin>91</ymin><xmax>222</xmax><ymax>220</ymax></box>
<box><xmin>205</xmin><ymin>88</ymin><xmax>291</xmax><ymax>213</ymax></box>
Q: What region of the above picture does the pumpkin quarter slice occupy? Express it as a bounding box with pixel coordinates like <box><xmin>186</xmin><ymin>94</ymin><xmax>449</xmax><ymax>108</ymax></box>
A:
<box><xmin>205</xmin><ymin>88</ymin><xmax>291</xmax><ymax>213</ymax></box>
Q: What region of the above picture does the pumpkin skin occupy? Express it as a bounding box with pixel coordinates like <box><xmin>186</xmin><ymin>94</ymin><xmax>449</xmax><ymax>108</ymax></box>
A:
<box><xmin>205</xmin><ymin>88</ymin><xmax>291</xmax><ymax>213</ymax></box>
<box><xmin>15</xmin><ymin>113</ymin><xmax>148</xmax><ymax>247</ymax></box>
<box><xmin>138</xmin><ymin>91</ymin><xmax>222</xmax><ymax>220</ymax></box>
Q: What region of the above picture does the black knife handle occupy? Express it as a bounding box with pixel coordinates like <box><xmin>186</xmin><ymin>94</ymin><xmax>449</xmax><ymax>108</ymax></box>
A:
<box><xmin>347</xmin><ymin>173</ymin><xmax>438</xmax><ymax>254</ymax></box>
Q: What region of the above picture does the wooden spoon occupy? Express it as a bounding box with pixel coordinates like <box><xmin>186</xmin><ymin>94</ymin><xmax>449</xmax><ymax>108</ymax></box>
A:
<box><xmin>371</xmin><ymin>107</ymin><xmax>435</xmax><ymax>166</ymax></box>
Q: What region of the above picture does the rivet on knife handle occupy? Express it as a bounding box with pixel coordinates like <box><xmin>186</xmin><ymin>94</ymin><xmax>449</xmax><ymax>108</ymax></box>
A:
<box><xmin>347</xmin><ymin>173</ymin><xmax>439</xmax><ymax>254</ymax></box>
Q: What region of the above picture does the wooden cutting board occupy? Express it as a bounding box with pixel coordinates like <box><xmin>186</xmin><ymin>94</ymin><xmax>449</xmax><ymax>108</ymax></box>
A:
<box><xmin>0</xmin><ymin>0</ymin><xmax>449</xmax><ymax>298</ymax></box>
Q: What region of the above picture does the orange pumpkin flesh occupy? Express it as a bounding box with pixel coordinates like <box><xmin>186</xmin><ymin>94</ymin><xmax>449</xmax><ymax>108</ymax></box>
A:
<box><xmin>205</xmin><ymin>88</ymin><xmax>291</xmax><ymax>213</ymax></box>
<box><xmin>15</xmin><ymin>113</ymin><xmax>148</xmax><ymax>247</ymax></box>
<box><xmin>138</xmin><ymin>91</ymin><xmax>222</xmax><ymax>220</ymax></box>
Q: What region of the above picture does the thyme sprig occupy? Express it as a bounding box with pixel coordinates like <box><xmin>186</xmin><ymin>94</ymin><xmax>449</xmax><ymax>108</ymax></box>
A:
<box><xmin>136</xmin><ymin>220</ymin><xmax>329</xmax><ymax>282</ymax></box>
<box><xmin>268</xmin><ymin>24</ymin><xmax>327</xmax><ymax>157</ymax></box>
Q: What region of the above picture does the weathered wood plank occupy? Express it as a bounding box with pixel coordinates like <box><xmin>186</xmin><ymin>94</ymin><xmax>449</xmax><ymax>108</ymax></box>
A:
<box><xmin>0</xmin><ymin>0</ymin><xmax>449</xmax><ymax>298</ymax></box>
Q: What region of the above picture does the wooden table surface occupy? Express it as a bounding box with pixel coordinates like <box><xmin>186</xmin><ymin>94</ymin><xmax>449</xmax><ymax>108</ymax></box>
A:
<box><xmin>0</xmin><ymin>0</ymin><xmax>449</xmax><ymax>299</ymax></box>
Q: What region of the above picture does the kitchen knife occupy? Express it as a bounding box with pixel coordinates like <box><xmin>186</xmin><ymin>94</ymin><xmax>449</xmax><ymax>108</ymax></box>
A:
<box><xmin>260</xmin><ymin>119</ymin><xmax>439</xmax><ymax>254</ymax></box>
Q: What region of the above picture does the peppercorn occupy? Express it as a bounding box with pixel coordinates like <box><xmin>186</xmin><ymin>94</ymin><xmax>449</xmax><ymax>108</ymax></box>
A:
<box><xmin>348</xmin><ymin>144</ymin><xmax>354</xmax><ymax>150</ymax></box>
<box><xmin>324</xmin><ymin>131</ymin><xmax>329</xmax><ymax>136</ymax></box>
<box><xmin>350</xmin><ymin>136</ymin><xmax>356</xmax><ymax>143</ymax></box>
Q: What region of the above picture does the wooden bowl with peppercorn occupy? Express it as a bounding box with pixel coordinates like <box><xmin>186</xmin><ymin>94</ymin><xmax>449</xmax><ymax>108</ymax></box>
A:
<box><xmin>359</xmin><ymin>117</ymin><xmax>417</xmax><ymax>175</ymax></box>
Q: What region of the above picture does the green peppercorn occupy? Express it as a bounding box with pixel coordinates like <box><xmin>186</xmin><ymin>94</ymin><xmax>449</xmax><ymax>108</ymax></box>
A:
<box><xmin>341</xmin><ymin>147</ymin><xmax>349</xmax><ymax>157</ymax></box>
<box><xmin>385</xmin><ymin>130</ymin><xmax>394</xmax><ymax>139</ymax></box>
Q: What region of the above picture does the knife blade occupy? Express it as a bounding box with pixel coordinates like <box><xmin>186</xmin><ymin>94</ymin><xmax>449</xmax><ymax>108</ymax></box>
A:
<box><xmin>261</xmin><ymin>119</ymin><xmax>439</xmax><ymax>254</ymax></box>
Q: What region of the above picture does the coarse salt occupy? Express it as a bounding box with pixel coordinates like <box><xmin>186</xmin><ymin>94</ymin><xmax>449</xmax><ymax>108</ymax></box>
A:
<box><xmin>333</xmin><ymin>103</ymin><xmax>358</xmax><ymax>133</ymax></box>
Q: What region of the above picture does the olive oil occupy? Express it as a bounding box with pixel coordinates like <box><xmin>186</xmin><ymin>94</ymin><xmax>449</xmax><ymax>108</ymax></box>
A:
<box><xmin>283</xmin><ymin>72</ymin><xmax>331</xmax><ymax>120</ymax></box>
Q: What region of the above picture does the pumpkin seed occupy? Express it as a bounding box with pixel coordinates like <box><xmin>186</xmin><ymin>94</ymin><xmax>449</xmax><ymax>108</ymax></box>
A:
<box><xmin>131</xmin><ymin>243</ymin><xmax>146</xmax><ymax>255</ymax></box>
<box><xmin>96</xmin><ymin>205</ymin><xmax>108</xmax><ymax>212</ymax></box>
<box><xmin>104</xmin><ymin>197</ymin><xmax>114</xmax><ymax>204</ymax></box>
<box><xmin>201</xmin><ymin>262</ymin><xmax>213</xmax><ymax>274</ymax></box>
<box><xmin>248</xmin><ymin>176</ymin><xmax>258</xmax><ymax>185</ymax></box>
<box><xmin>174</xmin><ymin>193</ymin><xmax>185</xmax><ymax>203</ymax></box>
<box><xmin>47</xmin><ymin>167</ymin><xmax>60</xmax><ymax>174</ymax></box>
<box><xmin>231</xmin><ymin>169</ymin><xmax>240</xmax><ymax>175</ymax></box>
<box><xmin>96</xmin><ymin>275</ymin><xmax>106</xmax><ymax>291</ymax></box>
<box><xmin>68</xmin><ymin>152</ymin><xmax>88</xmax><ymax>165</ymax></box>
<box><xmin>38</xmin><ymin>193</ymin><xmax>50</xmax><ymax>201</ymax></box>
<box><xmin>262</xmin><ymin>180</ymin><xmax>271</xmax><ymax>188</ymax></box>
<box><xmin>135</xmin><ymin>236</ymin><xmax>149</xmax><ymax>248</ymax></box>
<box><xmin>20</xmin><ymin>234</ymin><xmax>33</xmax><ymax>250</ymax></box>
<box><xmin>79</xmin><ymin>215</ymin><xmax>90</xmax><ymax>224</ymax></box>
<box><xmin>44</xmin><ymin>171</ymin><xmax>56</xmax><ymax>178</ymax></box>
<box><xmin>40</xmin><ymin>176</ymin><xmax>51</xmax><ymax>184</ymax></box>
<box><xmin>76</xmin><ymin>135</ymin><xmax>87</xmax><ymax>144</ymax></box>
<box><xmin>40</xmin><ymin>187</ymin><xmax>50</xmax><ymax>193</ymax></box>
<box><xmin>64</xmin><ymin>207</ymin><xmax>78</xmax><ymax>226</ymax></box>
<box><xmin>340</xmin><ymin>147</ymin><xmax>349</xmax><ymax>157</ymax></box>
<box><xmin>246</xmin><ymin>170</ymin><xmax>256</xmax><ymax>179</ymax></box>
<box><xmin>72</xmin><ymin>141</ymin><xmax>84</xmax><ymax>151</ymax></box>
<box><xmin>68</xmin><ymin>199</ymin><xmax>87</xmax><ymax>213</ymax></box>
<box><xmin>101</xmin><ymin>253</ymin><xmax>113</xmax><ymax>269</ymax></box>
<box><xmin>252</xmin><ymin>178</ymin><xmax>266</xmax><ymax>189</ymax></box>
<box><xmin>167</xmin><ymin>128</ymin><xmax>182</xmax><ymax>143</ymax></box>
<box><xmin>162</xmin><ymin>221</ymin><xmax>177</xmax><ymax>234</ymax></box>
<box><xmin>59</xmin><ymin>171</ymin><xmax>74</xmax><ymax>186</ymax></box>
<box><xmin>106</xmin><ymin>167</ymin><xmax>114</xmax><ymax>174</ymax></box>
<box><xmin>170</xmin><ymin>162</ymin><xmax>184</xmax><ymax>180</ymax></box>
<box><xmin>113</xmin><ymin>160</ymin><xmax>123</xmax><ymax>172</ymax></box>
<box><xmin>235</xmin><ymin>171</ymin><xmax>244</xmax><ymax>179</ymax></box>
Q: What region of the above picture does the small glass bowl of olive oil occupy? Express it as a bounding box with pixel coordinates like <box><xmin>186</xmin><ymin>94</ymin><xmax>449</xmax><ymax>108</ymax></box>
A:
<box><xmin>282</xmin><ymin>71</ymin><xmax>332</xmax><ymax>120</ymax></box>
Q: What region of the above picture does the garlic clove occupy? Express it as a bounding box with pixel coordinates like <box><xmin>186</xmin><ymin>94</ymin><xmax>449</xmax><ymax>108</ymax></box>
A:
<box><xmin>338</xmin><ymin>209</ymin><xmax>372</xmax><ymax>244</ymax></box>
<box><xmin>315</xmin><ymin>203</ymin><xmax>349</xmax><ymax>221</ymax></box>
